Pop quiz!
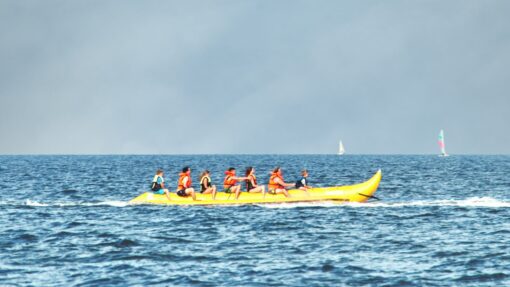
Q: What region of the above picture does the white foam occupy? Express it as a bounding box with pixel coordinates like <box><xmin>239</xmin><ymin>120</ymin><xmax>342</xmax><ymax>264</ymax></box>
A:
<box><xmin>256</xmin><ymin>201</ymin><xmax>344</xmax><ymax>209</ymax></box>
<box><xmin>17</xmin><ymin>197</ymin><xmax>510</xmax><ymax>209</ymax></box>
<box><xmin>22</xmin><ymin>200</ymin><xmax>129</xmax><ymax>208</ymax></box>
<box><xmin>84</xmin><ymin>201</ymin><xmax>129</xmax><ymax>207</ymax></box>
<box><xmin>347</xmin><ymin>197</ymin><xmax>510</xmax><ymax>208</ymax></box>
<box><xmin>256</xmin><ymin>197</ymin><xmax>510</xmax><ymax>209</ymax></box>
<box><xmin>25</xmin><ymin>200</ymin><xmax>49</xmax><ymax>207</ymax></box>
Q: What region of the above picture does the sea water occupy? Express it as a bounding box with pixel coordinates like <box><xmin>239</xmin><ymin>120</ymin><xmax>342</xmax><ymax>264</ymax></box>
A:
<box><xmin>0</xmin><ymin>155</ymin><xmax>509</xmax><ymax>286</ymax></box>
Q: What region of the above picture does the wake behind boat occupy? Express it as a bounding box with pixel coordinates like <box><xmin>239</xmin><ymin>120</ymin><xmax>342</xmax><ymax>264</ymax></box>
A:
<box><xmin>129</xmin><ymin>170</ymin><xmax>382</xmax><ymax>205</ymax></box>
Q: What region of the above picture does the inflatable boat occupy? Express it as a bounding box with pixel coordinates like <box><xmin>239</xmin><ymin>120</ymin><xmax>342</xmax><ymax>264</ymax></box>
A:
<box><xmin>129</xmin><ymin>169</ymin><xmax>382</xmax><ymax>206</ymax></box>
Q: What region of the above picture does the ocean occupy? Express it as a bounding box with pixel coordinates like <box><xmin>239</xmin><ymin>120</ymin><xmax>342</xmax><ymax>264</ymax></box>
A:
<box><xmin>0</xmin><ymin>155</ymin><xmax>509</xmax><ymax>286</ymax></box>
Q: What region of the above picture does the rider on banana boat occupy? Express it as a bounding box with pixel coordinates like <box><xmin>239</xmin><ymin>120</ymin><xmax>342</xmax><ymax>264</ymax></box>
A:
<box><xmin>245</xmin><ymin>166</ymin><xmax>266</xmax><ymax>195</ymax></box>
<box><xmin>223</xmin><ymin>167</ymin><xmax>249</xmax><ymax>200</ymax></box>
<box><xmin>268</xmin><ymin>167</ymin><xmax>295</xmax><ymax>198</ymax></box>
<box><xmin>151</xmin><ymin>169</ymin><xmax>171</xmax><ymax>201</ymax></box>
<box><xmin>177</xmin><ymin>166</ymin><xmax>197</xmax><ymax>200</ymax></box>
<box><xmin>295</xmin><ymin>169</ymin><xmax>312</xmax><ymax>191</ymax></box>
<box><xmin>199</xmin><ymin>170</ymin><xmax>217</xmax><ymax>199</ymax></box>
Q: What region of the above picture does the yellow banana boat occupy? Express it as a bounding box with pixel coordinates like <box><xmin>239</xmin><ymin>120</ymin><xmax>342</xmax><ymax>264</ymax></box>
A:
<box><xmin>129</xmin><ymin>169</ymin><xmax>381</xmax><ymax>206</ymax></box>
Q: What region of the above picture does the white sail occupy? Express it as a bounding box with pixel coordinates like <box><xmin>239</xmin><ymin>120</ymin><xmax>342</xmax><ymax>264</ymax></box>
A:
<box><xmin>338</xmin><ymin>140</ymin><xmax>345</xmax><ymax>155</ymax></box>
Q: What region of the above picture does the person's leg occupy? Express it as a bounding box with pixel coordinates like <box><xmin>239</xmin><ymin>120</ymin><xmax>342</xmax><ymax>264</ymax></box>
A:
<box><xmin>299</xmin><ymin>186</ymin><xmax>310</xmax><ymax>196</ymax></box>
<box><xmin>202</xmin><ymin>187</ymin><xmax>217</xmax><ymax>200</ymax></box>
<box><xmin>276</xmin><ymin>188</ymin><xmax>290</xmax><ymax>198</ymax></box>
<box><xmin>234</xmin><ymin>185</ymin><xmax>241</xmax><ymax>199</ymax></box>
<box><xmin>248</xmin><ymin>186</ymin><xmax>264</xmax><ymax>193</ymax></box>
<box><xmin>185</xmin><ymin>188</ymin><xmax>196</xmax><ymax>200</ymax></box>
<box><xmin>164</xmin><ymin>189</ymin><xmax>171</xmax><ymax>201</ymax></box>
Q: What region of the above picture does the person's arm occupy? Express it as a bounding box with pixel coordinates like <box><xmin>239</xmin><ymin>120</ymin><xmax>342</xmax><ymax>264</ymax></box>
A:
<box><xmin>285</xmin><ymin>181</ymin><xmax>295</xmax><ymax>187</ymax></box>
<box><xmin>276</xmin><ymin>178</ymin><xmax>295</xmax><ymax>188</ymax></box>
<box><xmin>159</xmin><ymin>176</ymin><xmax>166</xmax><ymax>189</ymax></box>
<box><xmin>182</xmin><ymin>177</ymin><xmax>188</xmax><ymax>188</ymax></box>
<box><xmin>233</xmin><ymin>176</ymin><xmax>249</xmax><ymax>181</ymax></box>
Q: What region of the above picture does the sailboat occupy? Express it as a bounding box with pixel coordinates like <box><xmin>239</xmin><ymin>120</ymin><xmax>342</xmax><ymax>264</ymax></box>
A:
<box><xmin>338</xmin><ymin>140</ymin><xmax>345</xmax><ymax>155</ymax></box>
<box><xmin>438</xmin><ymin>129</ymin><xmax>449</xmax><ymax>157</ymax></box>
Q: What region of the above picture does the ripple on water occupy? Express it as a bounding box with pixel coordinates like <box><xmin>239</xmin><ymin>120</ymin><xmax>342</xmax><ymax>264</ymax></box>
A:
<box><xmin>61</xmin><ymin>189</ymin><xmax>80</xmax><ymax>195</ymax></box>
<box><xmin>1</xmin><ymin>155</ymin><xmax>510</xmax><ymax>286</ymax></box>
<box><xmin>94</xmin><ymin>239</ymin><xmax>139</xmax><ymax>248</ymax></box>
<box><xmin>455</xmin><ymin>272</ymin><xmax>509</xmax><ymax>284</ymax></box>
<box><xmin>16</xmin><ymin>234</ymin><xmax>38</xmax><ymax>242</ymax></box>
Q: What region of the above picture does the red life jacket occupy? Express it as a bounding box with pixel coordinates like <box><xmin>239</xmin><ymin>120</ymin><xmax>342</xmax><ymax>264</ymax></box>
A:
<box><xmin>223</xmin><ymin>171</ymin><xmax>237</xmax><ymax>188</ymax></box>
<box><xmin>177</xmin><ymin>173</ymin><xmax>191</xmax><ymax>190</ymax></box>
<box><xmin>268</xmin><ymin>173</ymin><xmax>284</xmax><ymax>189</ymax></box>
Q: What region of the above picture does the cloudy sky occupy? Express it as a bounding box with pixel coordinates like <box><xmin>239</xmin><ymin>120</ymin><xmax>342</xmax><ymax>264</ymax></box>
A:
<box><xmin>1</xmin><ymin>0</ymin><xmax>509</xmax><ymax>154</ymax></box>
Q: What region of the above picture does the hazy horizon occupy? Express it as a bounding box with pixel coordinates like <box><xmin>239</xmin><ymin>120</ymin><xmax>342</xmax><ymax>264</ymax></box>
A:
<box><xmin>1</xmin><ymin>153</ymin><xmax>508</xmax><ymax>156</ymax></box>
<box><xmin>1</xmin><ymin>1</ymin><xmax>509</xmax><ymax>155</ymax></box>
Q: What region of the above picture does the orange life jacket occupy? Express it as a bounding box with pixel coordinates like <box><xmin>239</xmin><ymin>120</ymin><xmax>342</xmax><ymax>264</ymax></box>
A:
<box><xmin>177</xmin><ymin>173</ymin><xmax>191</xmax><ymax>190</ymax></box>
<box><xmin>223</xmin><ymin>171</ymin><xmax>237</xmax><ymax>188</ymax></box>
<box><xmin>268</xmin><ymin>173</ymin><xmax>284</xmax><ymax>189</ymax></box>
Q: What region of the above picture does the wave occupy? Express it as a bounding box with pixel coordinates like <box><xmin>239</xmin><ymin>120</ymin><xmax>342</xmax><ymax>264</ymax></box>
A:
<box><xmin>354</xmin><ymin>197</ymin><xmax>510</xmax><ymax>208</ymax></box>
<box><xmin>24</xmin><ymin>200</ymin><xmax>129</xmax><ymax>208</ymax></box>
<box><xmin>2</xmin><ymin>197</ymin><xmax>508</xmax><ymax>209</ymax></box>
<box><xmin>256</xmin><ymin>201</ymin><xmax>342</xmax><ymax>209</ymax></box>
<box><xmin>258</xmin><ymin>197</ymin><xmax>510</xmax><ymax>209</ymax></box>
<box><xmin>25</xmin><ymin>199</ymin><xmax>49</xmax><ymax>207</ymax></box>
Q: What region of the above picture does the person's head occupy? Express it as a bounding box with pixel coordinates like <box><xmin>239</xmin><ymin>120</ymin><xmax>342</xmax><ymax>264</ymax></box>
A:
<box><xmin>302</xmin><ymin>169</ymin><xmax>308</xmax><ymax>177</ymax></box>
<box><xmin>200</xmin><ymin>170</ymin><xmax>209</xmax><ymax>179</ymax></box>
<box><xmin>156</xmin><ymin>169</ymin><xmax>163</xmax><ymax>176</ymax></box>
<box><xmin>182</xmin><ymin>166</ymin><xmax>191</xmax><ymax>175</ymax></box>
<box><xmin>246</xmin><ymin>166</ymin><xmax>254</xmax><ymax>176</ymax></box>
<box><xmin>273</xmin><ymin>167</ymin><xmax>281</xmax><ymax>175</ymax></box>
<box><xmin>227</xmin><ymin>167</ymin><xmax>236</xmax><ymax>175</ymax></box>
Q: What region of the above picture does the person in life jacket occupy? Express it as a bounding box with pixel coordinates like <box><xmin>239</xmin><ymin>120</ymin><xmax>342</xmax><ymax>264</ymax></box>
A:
<box><xmin>268</xmin><ymin>167</ymin><xmax>295</xmax><ymax>197</ymax></box>
<box><xmin>151</xmin><ymin>169</ymin><xmax>171</xmax><ymax>201</ymax></box>
<box><xmin>176</xmin><ymin>166</ymin><xmax>196</xmax><ymax>200</ymax></box>
<box><xmin>223</xmin><ymin>167</ymin><xmax>249</xmax><ymax>200</ymax></box>
<box><xmin>295</xmin><ymin>169</ymin><xmax>312</xmax><ymax>191</ymax></box>
<box><xmin>199</xmin><ymin>170</ymin><xmax>217</xmax><ymax>200</ymax></box>
<box><xmin>245</xmin><ymin>166</ymin><xmax>266</xmax><ymax>195</ymax></box>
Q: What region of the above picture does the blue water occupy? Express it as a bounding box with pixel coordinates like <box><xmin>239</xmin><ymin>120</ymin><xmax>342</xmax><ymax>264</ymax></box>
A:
<box><xmin>1</xmin><ymin>155</ymin><xmax>509</xmax><ymax>286</ymax></box>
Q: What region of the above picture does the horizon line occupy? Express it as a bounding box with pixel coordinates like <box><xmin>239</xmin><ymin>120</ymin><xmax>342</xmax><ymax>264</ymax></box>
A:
<box><xmin>0</xmin><ymin>153</ymin><xmax>508</xmax><ymax>156</ymax></box>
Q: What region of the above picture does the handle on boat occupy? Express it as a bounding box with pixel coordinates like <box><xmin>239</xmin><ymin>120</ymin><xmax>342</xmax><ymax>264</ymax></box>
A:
<box><xmin>358</xmin><ymin>193</ymin><xmax>380</xmax><ymax>201</ymax></box>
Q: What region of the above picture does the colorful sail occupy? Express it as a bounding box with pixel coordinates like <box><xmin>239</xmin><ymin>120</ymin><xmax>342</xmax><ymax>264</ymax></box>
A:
<box><xmin>438</xmin><ymin>130</ymin><xmax>447</xmax><ymax>156</ymax></box>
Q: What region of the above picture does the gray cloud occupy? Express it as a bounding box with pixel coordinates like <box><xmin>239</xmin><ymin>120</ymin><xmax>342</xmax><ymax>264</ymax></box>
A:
<box><xmin>1</xmin><ymin>0</ymin><xmax>509</xmax><ymax>154</ymax></box>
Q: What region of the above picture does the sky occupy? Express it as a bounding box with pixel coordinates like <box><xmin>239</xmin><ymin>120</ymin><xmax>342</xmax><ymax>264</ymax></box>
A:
<box><xmin>1</xmin><ymin>0</ymin><xmax>509</xmax><ymax>154</ymax></box>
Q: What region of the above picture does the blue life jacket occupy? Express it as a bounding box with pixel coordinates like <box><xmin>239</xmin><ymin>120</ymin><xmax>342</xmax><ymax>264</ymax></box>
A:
<box><xmin>295</xmin><ymin>177</ymin><xmax>308</xmax><ymax>188</ymax></box>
